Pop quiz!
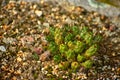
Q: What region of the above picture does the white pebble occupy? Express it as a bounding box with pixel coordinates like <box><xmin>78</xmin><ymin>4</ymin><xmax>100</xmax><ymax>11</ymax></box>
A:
<box><xmin>0</xmin><ymin>46</ymin><xmax>6</xmax><ymax>52</ymax></box>
<box><xmin>35</xmin><ymin>10</ymin><xmax>42</xmax><ymax>17</ymax></box>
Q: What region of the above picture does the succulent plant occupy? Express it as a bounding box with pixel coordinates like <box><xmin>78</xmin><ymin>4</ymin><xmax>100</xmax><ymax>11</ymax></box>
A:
<box><xmin>54</xmin><ymin>33</ymin><xmax>63</xmax><ymax>45</ymax></box>
<box><xmin>64</xmin><ymin>33</ymin><xmax>74</xmax><ymax>43</ymax></box>
<box><xmin>71</xmin><ymin>62</ymin><xmax>79</xmax><ymax>71</ymax></box>
<box><xmin>84</xmin><ymin>44</ymin><xmax>98</xmax><ymax>58</ymax></box>
<box><xmin>74</xmin><ymin>41</ymin><xmax>85</xmax><ymax>53</ymax></box>
<box><xmin>53</xmin><ymin>54</ymin><xmax>61</xmax><ymax>63</ymax></box>
<box><xmin>77</xmin><ymin>54</ymin><xmax>85</xmax><ymax>62</ymax></box>
<box><xmin>84</xmin><ymin>32</ymin><xmax>93</xmax><ymax>45</ymax></box>
<box><xmin>65</xmin><ymin>49</ymin><xmax>75</xmax><ymax>61</ymax></box>
<box><xmin>59</xmin><ymin>44</ymin><xmax>67</xmax><ymax>54</ymax></box>
<box><xmin>48</xmin><ymin>42</ymin><xmax>58</xmax><ymax>54</ymax></box>
<box><xmin>45</xmin><ymin>26</ymin><xmax>102</xmax><ymax>70</ymax></box>
<box><xmin>67</xmin><ymin>41</ymin><xmax>75</xmax><ymax>49</ymax></box>
<box><xmin>80</xmin><ymin>27</ymin><xmax>89</xmax><ymax>39</ymax></box>
<box><xmin>58</xmin><ymin>61</ymin><xmax>70</xmax><ymax>70</ymax></box>
<box><xmin>81</xmin><ymin>60</ymin><xmax>93</xmax><ymax>68</ymax></box>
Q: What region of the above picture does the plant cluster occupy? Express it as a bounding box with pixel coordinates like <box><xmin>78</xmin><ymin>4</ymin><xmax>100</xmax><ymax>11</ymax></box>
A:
<box><xmin>45</xmin><ymin>26</ymin><xmax>102</xmax><ymax>71</ymax></box>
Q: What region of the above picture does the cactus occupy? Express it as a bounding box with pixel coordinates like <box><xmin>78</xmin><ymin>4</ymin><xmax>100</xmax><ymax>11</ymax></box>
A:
<box><xmin>67</xmin><ymin>41</ymin><xmax>75</xmax><ymax>49</ymax></box>
<box><xmin>53</xmin><ymin>54</ymin><xmax>61</xmax><ymax>63</ymax></box>
<box><xmin>71</xmin><ymin>62</ymin><xmax>79</xmax><ymax>71</ymax></box>
<box><xmin>77</xmin><ymin>54</ymin><xmax>85</xmax><ymax>62</ymax></box>
<box><xmin>64</xmin><ymin>33</ymin><xmax>74</xmax><ymax>43</ymax></box>
<box><xmin>58</xmin><ymin>61</ymin><xmax>70</xmax><ymax>70</ymax></box>
<box><xmin>66</xmin><ymin>49</ymin><xmax>75</xmax><ymax>61</ymax></box>
<box><xmin>74</xmin><ymin>41</ymin><xmax>85</xmax><ymax>53</ymax></box>
<box><xmin>81</xmin><ymin>60</ymin><xmax>93</xmax><ymax>69</ymax></box>
<box><xmin>84</xmin><ymin>32</ymin><xmax>93</xmax><ymax>45</ymax></box>
<box><xmin>45</xmin><ymin>26</ymin><xmax>102</xmax><ymax>70</ymax></box>
<box><xmin>59</xmin><ymin>44</ymin><xmax>68</xmax><ymax>56</ymax></box>
<box><xmin>48</xmin><ymin>42</ymin><xmax>58</xmax><ymax>55</ymax></box>
<box><xmin>84</xmin><ymin>44</ymin><xmax>98</xmax><ymax>58</ymax></box>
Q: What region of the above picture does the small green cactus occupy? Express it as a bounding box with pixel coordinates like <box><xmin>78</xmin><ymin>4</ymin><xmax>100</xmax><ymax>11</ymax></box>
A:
<box><xmin>67</xmin><ymin>41</ymin><xmax>75</xmax><ymax>49</ymax></box>
<box><xmin>80</xmin><ymin>27</ymin><xmax>89</xmax><ymax>39</ymax></box>
<box><xmin>45</xmin><ymin>26</ymin><xmax>102</xmax><ymax>70</ymax></box>
<box><xmin>81</xmin><ymin>60</ymin><xmax>93</xmax><ymax>69</ymax></box>
<box><xmin>53</xmin><ymin>54</ymin><xmax>61</xmax><ymax>63</ymax></box>
<box><xmin>74</xmin><ymin>41</ymin><xmax>85</xmax><ymax>53</ymax></box>
<box><xmin>58</xmin><ymin>61</ymin><xmax>70</xmax><ymax>70</ymax></box>
<box><xmin>84</xmin><ymin>32</ymin><xmax>93</xmax><ymax>45</ymax></box>
<box><xmin>65</xmin><ymin>49</ymin><xmax>75</xmax><ymax>61</ymax></box>
<box><xmin>54</xmin><ymin>33</ymin><xmax>63</xmax><ymax>45</ymax></box>
<box><xmin>64</xmin><ymin>33</ymin><xmax>74</xmax><ymax>43</ymax></box>
<box><xmin>59</xmin><ymin>44</ymin><xmax>67</xmax><ymax>54</ymax></box>
<box><xmin>77</xmin><ymin>54</ymin><xmax>85</xmax><ymax>62</ymax></box>
<box><xmin>84</xmin><ymin>44</ymin><xmax>98</xmax><ymax>58</ymax></box>
<box><xmin>71</xmin><ymin>62</ymin><xmax>79</xmax><ymax>71</ymax></box>
<box><xmin>48</xmin><ymin>42</ymin><xmax>58</xmax><ymax>54</ymax></box>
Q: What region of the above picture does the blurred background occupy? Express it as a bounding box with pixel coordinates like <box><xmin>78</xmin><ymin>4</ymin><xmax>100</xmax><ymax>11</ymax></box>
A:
<box><xmin>0</xmin><ymin>0</ymin><xmax>120</xmax><ymax>26</ymax></box>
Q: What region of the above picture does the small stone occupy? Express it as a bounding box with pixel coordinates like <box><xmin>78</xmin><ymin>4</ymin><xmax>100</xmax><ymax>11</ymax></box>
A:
<box><xmin>12</xmin><ymin>76</ymin><xmax>17</xmax><ymax>80</ymax></box>
<box><xmin>0</xmin><ymin>46</ymin><xmax>6</xmax><ymax>52</ymax></box>
<box><xmin>22</xmin><ymin>62</ymin><xmax>27</xmax><ymax>66</ymax></box>
<box><xmin>34</xmin><ymin>47</ymin><xmax>43</xmax><ymax>55</ymax></box>
<box><xmin>52</xmin><ymin>7</ymin><xmax>59</xmax><ymax>12</ymax></box>
<box><xmin>107</xmin><ymin>65</ymin><xmax>111</xmax><ymax>69</ymax></box>
<box><xmin>112</xmin><ymin>52</ymin><xmax>116</xmax><ymax>56</ymax></box>
<box><xmin>12</xmin><ymin>10</ymin><xmax>18</xmax><ymax>15</ymax></box>
<box><xmin>8</xmin><ymin>1</ymin><xmax>15</xmax><ymax>4</ymax></box>
<box><xmin>43</xmin><ymin>23</ymin><xmax>49</xmax><ymax>27</ymax></box>
<box><xmin>33</xmin><ymin>4</ymin><xmax>37</xmax><ymax>9</ymax></box>
<box><xmin>17</xmin><ymin>57</ymin><xmax>22</xmax><ymax>62</ymax></box>
<box><xmin>40</xmin><ymin>51</ymin><xmax>50</xmax><ymax>61</ymax></box>
<box><xmin>65</xmin><ymin>17</ymin><xmax>73</xmax><ymax>24</ymax></box>
<box><xmin>9</xmin><ymin>46</ymin><xmax>16</xmax><ymax>52</ymax></box>
<box><xmin>14</xmin><ymin>70</ymin><xmax>21</xmax><ymax>75</ymax></box>
<box><xmin>1</xmin><ymin>65</ymin><xmax>7</xmax><ymax>71</ymax></box>
<box><xmin>37</xmin><ymin>21</ymin><xmax>41</xmax><ymax>25</ymax></box>
<box><xmin>35</xmin><ymin>10</ymin><xmax>42</xmax><ymax>17</ymax></box>
<box><xmin>112</xmin><ymin>68</ymin><xmax>115</xmax><ymax>71</ymax></box>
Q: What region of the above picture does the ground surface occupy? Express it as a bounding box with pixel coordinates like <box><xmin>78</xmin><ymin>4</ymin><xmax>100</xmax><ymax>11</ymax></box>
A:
<box><xmin>0</xmin><ymin>1</ymin><xmax>120</xmax><ymax>80</ymax></box>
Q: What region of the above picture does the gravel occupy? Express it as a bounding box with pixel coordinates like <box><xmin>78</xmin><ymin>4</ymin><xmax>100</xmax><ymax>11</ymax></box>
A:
<box><xmin>0</xmin><ymin>1</ymin><xmax>120</xmax><ymax>80</ymax></box>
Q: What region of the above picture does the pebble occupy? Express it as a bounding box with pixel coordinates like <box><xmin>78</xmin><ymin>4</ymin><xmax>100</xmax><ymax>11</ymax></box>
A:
<box><xmin>107</xmin><ymin>65</ymin><xmax>111</xmax><ymax>70</ymax></box>
<box><xmin>65</xmin><ymin>17</ymin><xmax>73</xmax><ymax>24</ymax></box>
<box><xmin>43</xmin><ymin>22</ymin><xmax>50</xmax><ymax>27</ymax></box>
<box><xmin>12</xmin><ymin>76</ymin><xmax>17</xmax><ymax>80</ymax></box>
<box><xmin>0</xmin><ymin>46</ymin><xmax>6</xmax><ymax>52</ymax></box>
<box><xmin>17</xmin><ymin>57</ymin><xmax>22</xmax><ymax>62</ymax></box>
<box><xmin>3</xmin><ymin>37</ymin><xmax>16</xmax><ymax>44</ymax></box>
<box><xmin>35</xmin><ymin>10</ymin><xmax>42</xmax><ymax>17</ymax></box>
<box><xmin>0</xmin><ymin>1</ymin><xmax>120</xmax><ymax>80</ymax></box>
<box><xmin>40</xmin><ymin>51</ymin><xmax>50</xmax><ymax>61</ymax></box>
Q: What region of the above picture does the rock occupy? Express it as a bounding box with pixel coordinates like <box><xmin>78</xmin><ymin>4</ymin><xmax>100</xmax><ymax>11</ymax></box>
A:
<box><xmin>35</xmin><ymin>10</ymin><xmax>42</xmax><ymax>17</ymax></box>
<box><xmin>40</xmin><ymin>51</ymin><xmax>50</xmax><ymax>61</ymax></box>
<box><xmin>43</xmin><ymin>23</ymin><xmax>50</xmax><ymax>27</ymax></box>
<box><xmin>0</xmin><ymin>46</ymin><xmax>6</xmax><ymax>52</ymax></box>
<box><xmin>17</xmin><ymin>57</ymin><xmax>22</xmax><ymax>62</ymax></box>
